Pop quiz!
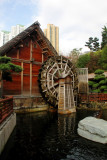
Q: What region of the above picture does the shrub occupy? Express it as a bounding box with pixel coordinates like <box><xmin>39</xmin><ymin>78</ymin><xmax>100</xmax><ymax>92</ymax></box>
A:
<box><xmin>92</xmin><ymin>89</ymin><xmax>100</xmax><ymax>93</ymax></box>
<box><xmin>88</xmin><ymin>81</ymin><xmax>95</xmax><ymax>86</ymax></box>
<box><xmin>94</xmin><ymin>69</ymin><xmax>104</xmax><ymax>74</ymax></box>
<box><xmin>94</xmin><ymin>74</ymin><xmax>105</xmax><ymax>81</ymax></box>
<box><xmin>99</xmin><ymin>79</ymin><xmax>106</xmax><ymax>85</ymax></box>
<box><xmin>93</xmin><ymin>83</ymin><xmax>99</xmax><ymax>88</ymax></box>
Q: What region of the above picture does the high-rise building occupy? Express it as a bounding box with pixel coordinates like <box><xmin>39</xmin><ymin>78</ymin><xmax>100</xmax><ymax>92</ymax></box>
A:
<box><xmin>11</xmin><ymin>24</ymin><xmax>25</xmax><ymax>38</ymax></box>
<box><xmin>44</xmin><ymin>24</ymin><xmax>59</xmax><ymax>53</ymax></box>
<box><xmin>0</xmin><ymin>24</ymin><xmax>25</xmax><ymax>47</ymax></box>
<box><xmin>0</xmin><ymin>30</ymin><xmax>11</xmax><ymax>47</ymax></box>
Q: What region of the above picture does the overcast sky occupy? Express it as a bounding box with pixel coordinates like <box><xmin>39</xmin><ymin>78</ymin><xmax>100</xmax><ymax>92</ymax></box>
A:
<box><xmin>0</xmin><ymin>0</ymin><xmax>107</xmax><ymax>55</ymax></box>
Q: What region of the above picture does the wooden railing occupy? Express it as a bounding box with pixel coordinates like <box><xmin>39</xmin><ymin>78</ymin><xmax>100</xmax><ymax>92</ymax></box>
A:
<box><xmin>0</xmin><ymin>96</ymin><xmax>13</xmax><ymax>124</ymax></box>
<box><xmin>78</xmin><ymin>93</ymin><xmax>107</xmax><ymax>103</ymax></box>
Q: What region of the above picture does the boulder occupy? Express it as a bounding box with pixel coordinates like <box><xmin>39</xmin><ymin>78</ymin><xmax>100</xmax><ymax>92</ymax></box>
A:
<box><xmin>77</xmin><ymin>117</ymin><xmax>107</xmax><ymax>144</ymax></box>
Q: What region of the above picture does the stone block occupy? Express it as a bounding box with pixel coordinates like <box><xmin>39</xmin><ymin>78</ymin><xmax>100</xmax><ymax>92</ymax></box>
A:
<box><xmin>77</xmin><ymin>117</ymin><xmax>107</xmax><ymax>144</ymax></box>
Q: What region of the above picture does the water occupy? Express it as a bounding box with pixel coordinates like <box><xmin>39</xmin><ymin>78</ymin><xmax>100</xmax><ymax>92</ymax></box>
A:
<box><xmin>1</xmin><ymin>109</ymin><xmax>107</xmax><ymax>160</ymax></box>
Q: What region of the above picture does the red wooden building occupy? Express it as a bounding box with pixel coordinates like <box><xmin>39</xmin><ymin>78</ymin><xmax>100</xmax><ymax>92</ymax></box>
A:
<box><xmin>0</xmin><ymin>21</ymin><xmax>58</xmax><ymax>111</ymax></box>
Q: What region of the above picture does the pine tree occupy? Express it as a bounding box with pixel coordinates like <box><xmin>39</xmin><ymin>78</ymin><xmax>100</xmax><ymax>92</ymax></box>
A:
<box><xmin>0</xmin><ymin>55</ymin><xmax>22</xmax><ymax>98</ymax></box>
<box><xmin>101</xmin><ymin>26</ymin><xmax>107</xmax><ymax>49</ymax></box>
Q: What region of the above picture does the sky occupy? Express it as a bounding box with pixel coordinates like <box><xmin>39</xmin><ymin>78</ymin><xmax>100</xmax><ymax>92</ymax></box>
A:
<box><xmin>0</xmin><ymin>0</ymin><xmax>107</xmax><ymax>56</ymax></box>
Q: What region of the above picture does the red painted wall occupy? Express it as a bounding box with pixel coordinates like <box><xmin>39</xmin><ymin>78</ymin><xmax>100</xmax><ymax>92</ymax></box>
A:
<box><xmin>3</xmin><ymin>35</ymin><xmax>53</xmax><ymax>96</ymax></box>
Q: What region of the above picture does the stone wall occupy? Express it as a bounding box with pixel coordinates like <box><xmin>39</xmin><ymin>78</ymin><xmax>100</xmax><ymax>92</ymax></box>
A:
<box><xmin>13</xmin><ymin>96</ymin><xmax>49</xmax><ymax>113</ymax></box>
<box><xmin>0</xmin><ymin>113</ymin><xmax>16</xmax><ymax>154</ymax></box>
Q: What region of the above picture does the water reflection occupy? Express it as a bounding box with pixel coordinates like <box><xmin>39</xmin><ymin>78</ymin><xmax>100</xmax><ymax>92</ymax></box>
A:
<box><xmin>58</xmin><ymin>113</ymin><xmax>76</xmax><ymax>136</ymax></box>
<box><xmin>0</xmin><ymin>110</ymin><xmax>107</xmax><ymax>160</ymax></box>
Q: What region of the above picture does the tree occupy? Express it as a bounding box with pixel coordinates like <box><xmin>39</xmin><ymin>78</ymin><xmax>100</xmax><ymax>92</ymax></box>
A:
<box><xmin>76</xmin><ymin>53</ymin><xmax>90</xmax><ymax>68</ymax></box>
<box><xmin>99</xmin><ymin>46</ymin><xmax>107</xmax><ymax>70</ymax></box>
<box><xmin>85</xmin><ymin>37</ymin><xmax>93</xmax><ymax>51</ymax></box>
<box><xmin>0</xmin><ymin>55</ymin><xmax>22</xmax><ymax>98</ymax></box>
<box><xmin>86</xmin><ymin>52</ymin><xmax>101</xmax><ymax>73</ymax></box>
<box><xmin>85</xmin><ymin>37</ymin><xmax>100</xmax><ymax>51</ymax></box>
<box><xmin>69</xmin><ymin>48</ymin><xmax>82</xmax><ymax>65</ymax></box>
<box><xmin>88</xmin><ymin>69</ymin><xmax>107</xmax><ymax>93</ymax></box>
<box><xmin>93</xmin><ymin>37</ymin><xmax>100</xmax><ymax>51</ymax></box>
<box><xmin>101</xmin><ymin>26</ymin><xmax>107</xmax><ymax>49</ymax></box>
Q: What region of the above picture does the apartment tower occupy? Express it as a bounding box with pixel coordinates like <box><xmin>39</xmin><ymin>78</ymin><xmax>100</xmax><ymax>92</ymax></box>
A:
<box><xmin>44</xmin><ymin>24</ymin><xmax>59</xmax><ymax>53</ymax></box>
<box><xmin>0</xmin><ymin>24</ymin><xmax>25</xmax><ymax>47</ymax></box>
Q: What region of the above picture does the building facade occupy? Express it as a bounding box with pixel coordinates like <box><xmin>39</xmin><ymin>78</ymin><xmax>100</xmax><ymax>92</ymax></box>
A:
<box><xmin>0</xmin><ymin>31</ymin><xmax>11</xmax><ymax>47</ymax></box>
<box><xmin>0</xmin><ymin>24</ymin><xmax>25</xmax><ymax>47</ymax></box>
<box><xmin>0</xmin><ymin>22</ymin><xmax>58</xmax><ymax>110</ymax></box>
<box><xmin>11</xmin><ymin>24</ymin><xmax>25</xmax><ymax>39</ymax></box>
<box><xmin>44</xmin><ymin>24</ymin><xmax>59</xmax><ymax>53</ymax></box>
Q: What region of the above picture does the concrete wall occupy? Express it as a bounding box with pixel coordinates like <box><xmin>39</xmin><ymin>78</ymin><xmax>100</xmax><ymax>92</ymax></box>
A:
<box><xmin>0</xmin><ymin>113</ymin><xmax>16</xmax><ymax>154</ymax></box>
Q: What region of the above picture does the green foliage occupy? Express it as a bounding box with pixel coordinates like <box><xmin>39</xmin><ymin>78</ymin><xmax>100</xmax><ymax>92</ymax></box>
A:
<box><xmin>101</xmin><ymin>26</ymin><xmax>107</xmax><ymax>49</ymax></box>
<box><xmin>100</xmin><ymin>85</ymin><xmax>107</xmax><ymax>90</ymax></box>
<box><xmin>93</xmin><ymin>83</ymin><xmax>99</xmax><ymax>88</ymax></box>
<box><xmin>88</xmin><ymin>69</ymin><xmax>107</xmax><ymax>93</ymax></box>
<box><xmin>0</xmin><ymin>63</ymin><xmax>11</xmax><ymax>71</ymax></box>
<box><xmin>88</xmin><ymin>81</ymin><xmax>95</xmax><ymax>86</ymax></box>
<box><xmin>82</xmin><ymin>25</ymin><xmax>107</xmax><ymax>72</ymax></box>
<box><xmin>94</xmin><ymin>69</ymin><xmax>104</xmax><ymax>74</ymax></box>
<box><xmin>0</xmin><ymin>55</ymin><xmax>22</xmax><ymax>97</ymax></box>
<box><xmin>85</xmin><ymin>37</ymin><xmax>100</xmax><ymax>51</ymax></box>
<box><xmin>76</xmin><ymin>53</ymin><xmax>90</xmax><ymax>68</ymax></box>
<box><xmin>76</xmin><ymin>47</ymin><xmax>107</xmax><ymax>72</ymax></box>
<box><xmin>8</xmin><ymin>63</ymin><xmax>22</xmax><ymax>72</ymax></box>
<box><xmin>86</xmin><ymin>52</ymin><xmax>101</xmax><ymax>73</ymax></box>
<box><xmin>99</xmin><ymin>79</ymin><xmax>107</xmax><ymax>85</ymax></box>
<box><xmin>92</xmin><ymin>89</ymin><xmax>100</xmax><ymax>93</ymax></box>
<box><xmin>94</xmin><ymin>74</ymin><xmax>105</xmax><ymax>81</ymax></box>
<box><xmin>99</xmin><ymin>46</ymin><xmax>107</xmax><ymax>70</ymax></box>
<box><xmin>93</xmin><ymin>37</ymin><xmax>100</xmax><ymax>51</ymax></box>
<box><xmin>103</xmin><ymin>90</ymin><xmax>107</xmax><ymax>93</ymax></box>
<box><xmin>0</xmin><ymin>55</ymin><xmax>22</xmax><ymax>81</ymax></box>
<box><xmin>69</xmin><ymin>48</ymin><xmax>82</xmax><ymax>65</ymax></box>
<box><xmin>0</xmin><ymin>56</ymin><xmax>11</xmax><ymax>63</ymax></box>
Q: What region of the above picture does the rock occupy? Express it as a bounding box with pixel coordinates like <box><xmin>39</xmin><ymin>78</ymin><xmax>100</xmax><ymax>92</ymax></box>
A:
<box><xmin>77</xmin><ymin>117</ymin><xmax>107</xmax><ymax>144</ymax></box>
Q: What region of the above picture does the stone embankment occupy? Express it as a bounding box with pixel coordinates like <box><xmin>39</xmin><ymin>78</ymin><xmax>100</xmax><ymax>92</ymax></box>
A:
<box><xmin>0</xmin><ymin>113</ymin><xmax>16</xmax><ymax>154</ymax></box>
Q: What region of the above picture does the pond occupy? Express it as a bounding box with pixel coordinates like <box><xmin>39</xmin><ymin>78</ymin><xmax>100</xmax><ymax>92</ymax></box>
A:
<box><xmin>0</xmin><ymin>109</ymin><xmax>107</xmax><ymax>160</ymax></box>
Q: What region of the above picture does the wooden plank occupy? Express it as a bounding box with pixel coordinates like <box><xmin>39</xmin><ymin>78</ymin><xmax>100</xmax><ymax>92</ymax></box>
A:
<box><xmin>21</xmin><ymin>62</ymin><xmax>23</xmax><ymax>94</ymax></box>
<box><xmin>17</xmin><ymin>49</ymin><xmax>19</xmax><ymax>59</ymax></box>
<box><xmin>30</xmin><ymin>63</ymin><xmax>32</xmax><ymax>96</ymax></box>
<box><xmin>3</xmin><ymin>75</ymin><xmax>21</xmax><ymax>95</ymax></box>
<box><xmin>30</xmin><ymin>40</ymin><xmax>33</xmax><ymax>96</ymax></box>
<box><xmin>23</xmin><ymin>75</ymin><xmax>30</xmax><ymax>95</ymax></box>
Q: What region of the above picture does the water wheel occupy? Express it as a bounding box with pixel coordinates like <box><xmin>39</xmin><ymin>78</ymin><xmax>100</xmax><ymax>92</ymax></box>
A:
<box><xmin>39</xmin><ymin>55</ymin><xmax>78</xmax><ymax>108</ymax></box>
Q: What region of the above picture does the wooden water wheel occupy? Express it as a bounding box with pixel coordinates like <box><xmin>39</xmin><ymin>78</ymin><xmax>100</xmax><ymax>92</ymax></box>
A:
<box><xmin>39</xmin><ymin>56</ymin><xmax>78</xmax><ymax>108</ymax></box>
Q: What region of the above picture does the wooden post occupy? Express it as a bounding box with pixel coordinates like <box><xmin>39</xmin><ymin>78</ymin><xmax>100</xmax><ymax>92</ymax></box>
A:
<box><xmin>42</xmin><ymin>53</ymin><xmax>44</xmax><ymax>63</ymax></box>
<box><xmin>30</xmin><ymin>40</ymin><xmax>33</xmax><ymax>96</ymax></box>
<box><xmin>0</xmin><ymin>71</ymin><xmax>3</xmax><ymax>98</ymax></box>
<box><xmin>58</xmin><ymin>78</ymin><xmax>76</xmax><ymax>114</ymax></box>
<box><xmin>30</xmin><ymin>63</ymin><xmax>32</xmax><ymax>96</ymax></box>
<box><xmin>21</xmin><ymin>62</ymin><xmax>23</xmax><ymax>95</ymax></box>
<box><xmin>17</xmin><ymin>49</ymin><xmax>19</xmax><ymax>59</ymax></box>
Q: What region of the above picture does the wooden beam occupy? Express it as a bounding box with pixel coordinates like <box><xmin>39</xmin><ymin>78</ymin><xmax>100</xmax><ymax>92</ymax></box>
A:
<box><xmin>42</xmin><ymin>54</ymin><xmax>44</xmax><ymax>63</ymax></box>
<box><xmin>30</xmin><ymin>40</ymin><xmax>33</xmax><ymax>96</ymax></box>
<box><xmin>30</xmin><ymin>63</ymin><xmax>32</xmax><ymax>96</ymax></box>
<box><xmin>21</xmin><ymin>62</ymin><xmax>23</xmax><ymax>95</ymax></box>
<box><xmin>17</xmin><ymin>49</ymin><xmax>19</xmax><ymax>59</ymax></box>
<box><xmin>30</xmin><ymin>40</ymin><xmax>33</xmax><ymax>60</ymax></box>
